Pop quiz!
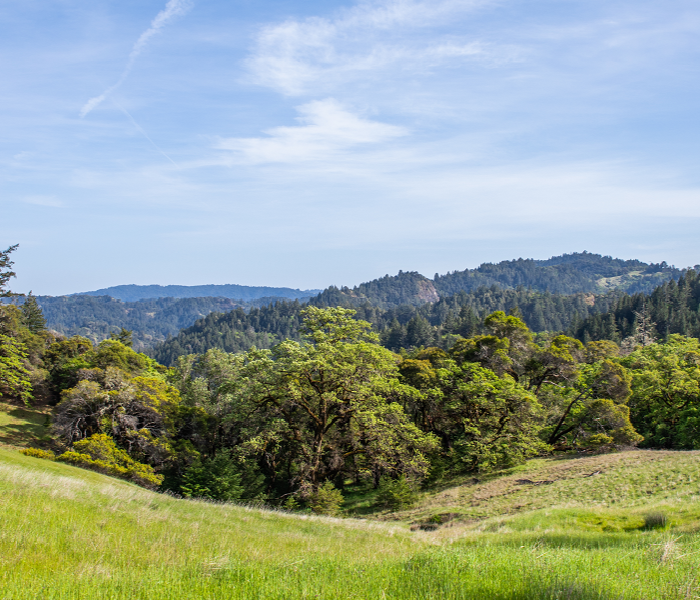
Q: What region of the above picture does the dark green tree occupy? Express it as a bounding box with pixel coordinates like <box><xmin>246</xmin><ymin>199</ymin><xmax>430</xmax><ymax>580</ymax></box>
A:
<box><xmin>0</xmin><ymin>244</ymin><xmax>19</xmax><ymax>298</ymax></box>
<box><xmin>20</xmin><ymin>292</ymin><xmax>47</xmax><ymax>334</ymax></box>
<box><xmin>109</xmin><ymin>328</ymin><xmax>133</xmax><ymax>347</ymax></box>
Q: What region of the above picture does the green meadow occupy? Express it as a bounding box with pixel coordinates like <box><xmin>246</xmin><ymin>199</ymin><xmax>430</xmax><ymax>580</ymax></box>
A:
<box><xmin>4</xmin><ymin>446</ymin><xmax>700</xmax><ymax>600</ymax></box>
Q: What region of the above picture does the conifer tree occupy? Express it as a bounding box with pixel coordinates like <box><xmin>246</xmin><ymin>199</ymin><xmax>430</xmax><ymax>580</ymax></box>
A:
<box><xmin>20</xmin><ymin>292</ymin><xmax>46</xmax><ymax>334</ymax></box>
<box><xmin>0</xmin><ymin>244</ymin><xmax>19</xmax><ymax>298</ymax></box>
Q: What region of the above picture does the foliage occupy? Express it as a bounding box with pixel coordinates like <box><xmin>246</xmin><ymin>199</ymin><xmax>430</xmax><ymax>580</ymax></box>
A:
<box><xmin>53</xmin><ymin>371</ymin><xmax>181</xmax><ymax>468</ymax></box>
<box><xmin>308</xmin><ymin>481</ymin><xmax>344</xmax><ymax>515</ymax></box>
<box><xmin>572</xmin><ymin>268</ymin><xmax>700</xmax><ymax>344</ymax></box>
<box><xmin>19</xmin><ymin>447</ymin><xmax>55</xmax><ymax>460</ymax></box>
<box><xmin>374</xmin><ymin>475</ymin><xmax>417</xmax><ymax>510</ymax></box>
<box><xmin>171</xmin><ymin>308</ymin><xmax>437</xmax><ymax>501</ymax></box>
<box><xmin>154</xmin><ymin>287</ymin><xmax>617</xmax><ymax>365</ymax></box>
<box><xmin>0</xmin><ymin>244</ymin><xmax>19</xmax><ymax>298</ymax></box>
<box><xmin>179</xmin><ymin>449</ymin><xmax>243</xmax><ymax>501</ymax></box>
<box><xmin>20</xmin><ymin>293</ymin><xmax>46</xmax><ymax>334</ymax></box>
<box><xmin>434</xmin><ymin>252</ymin><xmax>679</xmax><ymax>297</ymax></box>
<box><xmin>57</xmin><ymin>433</ymin><xmax>163</xmax><ymax>488</ymax></box>
<box><xmin>109</xmin><ymin>327</ymin><xmax>133</xmax><ymax>347</ymax></box>
<box><xmin>623</xmin><ymin>335</ymin><xmax>700</xmax><ymax>449</ymax></box>
<box><xmin>0</xmin><ymin>332</ymin><xmax>33</xmax><ymax>404</ymax></box>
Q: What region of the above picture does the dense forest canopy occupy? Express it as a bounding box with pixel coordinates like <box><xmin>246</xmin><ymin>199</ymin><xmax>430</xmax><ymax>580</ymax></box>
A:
<box><xmin>152</xmin><ymin>287</ymin><xmax>618</xmax><ymax>365</ymax></box>
<box><xmin>434</xmin><ymin>252</ymin><xmax>685</xmax><ymax>296</ymax></box>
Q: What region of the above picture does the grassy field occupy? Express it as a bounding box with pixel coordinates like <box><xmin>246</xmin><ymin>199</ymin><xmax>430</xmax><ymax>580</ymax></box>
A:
<box><xmin>4</xmin><ymin>444</ymin><xmax>700</xmax><ymax>600</ymax></box>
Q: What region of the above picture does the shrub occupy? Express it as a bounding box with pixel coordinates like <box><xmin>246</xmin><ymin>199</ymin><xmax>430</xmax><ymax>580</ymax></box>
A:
<box><xmin>180</xmin><ymin>450</ymin><xmax>243</xmax><ymax>501</ymax></box>
<box><xmin>57</xmin><ymin>433</ymin><xmax>163</xmax><ymax>489</ymax></box>
<box><xmin>643</xmin><ymin>512</ymin><xmax>668</xmax><ymax>529</ymax></box>
<box><xmin>19</xmin><ymin>447</ymin><xmax>56</xmax><ymax>460</ymax></box>
<box><xmin>309</xmin><ymin>481</ymin><xmax>344</xmax><ymax>516</ymax></box>
<box><xmin>374</xmin><ymin>475</ymin><xmax>418</xmax><ymax>510</ymax></box>
<box><xmin>586</xmin><ymin>434</ymin><xmax>614</xmax><ymax>447</ymax></box>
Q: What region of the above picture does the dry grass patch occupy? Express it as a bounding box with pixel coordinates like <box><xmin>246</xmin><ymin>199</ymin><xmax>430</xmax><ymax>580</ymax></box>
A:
<box><xmin>398</xmin><ymin>450</ymin><xmax>700</xmax><ymax>525</ymax></box>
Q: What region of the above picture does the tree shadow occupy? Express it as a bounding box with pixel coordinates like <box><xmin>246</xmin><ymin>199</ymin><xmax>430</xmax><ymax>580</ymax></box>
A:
<box><xmin>0</xmin><ymin>405</ymin><xmax>50</xmax><ymax>447</ymax></box>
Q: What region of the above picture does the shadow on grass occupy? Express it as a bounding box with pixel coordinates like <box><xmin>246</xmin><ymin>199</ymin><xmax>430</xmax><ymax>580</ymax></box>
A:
<box><xmin>0</xmin><ymin>406</ymin><xmax>50</xmax><ymax>447</ymax></box>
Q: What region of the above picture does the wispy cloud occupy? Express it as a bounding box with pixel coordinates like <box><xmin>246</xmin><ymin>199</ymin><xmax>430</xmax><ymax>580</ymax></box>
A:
<box><xmin>246</xmin><ymin>0</ymin><xmax>503</xmax><ymax>95</ymax></box>
<box><xmin>80</xmin><ymin>0</ymin><xmax>192</xmax><ymax>117</ymax></box>
<box><xmin>216</xmin><ymin>98</ymin><xmax>407</xmax><ymax>163</ymax></box>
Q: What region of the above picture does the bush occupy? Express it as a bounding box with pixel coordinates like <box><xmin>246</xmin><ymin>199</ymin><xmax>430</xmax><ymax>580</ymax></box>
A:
<box><xmin>374</xmin><ymin>475</ymin><xmax>418</xmax><ymax>510</ymax></box>
<box><xmin>586</xmin><ymin>434</ymin><xmax>614</xmax><ymax>448</ymax></box>
<box><xmin>180</xmin><ymin>450</ymin><xmax>243</xmax><ymax>501</ymax></box>
<box><xmin>309</xmin><ymin>481</ymin><xmax>344</xmax><ymax>516</ymax></box>
<box><xmin>643</xmin><ymin>512</ymin><xmax>668</xmax><ymax>529</ymax></box>
<box><xmin>20</xmin><ymin>447</ymin><xmax>55</xmax><ymax>460</ymax></box>
<box><xmin>57</xmin><ymin>434</ymin><xmax>163</xmax><ymax>489</ymax></box>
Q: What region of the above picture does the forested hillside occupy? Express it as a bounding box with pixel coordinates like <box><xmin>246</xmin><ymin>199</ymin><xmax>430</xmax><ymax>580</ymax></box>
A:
<box><xmin>76</xmin><ymin>283</ymin><xmax>321</xmax><ymax>302</ymax></box>
<box><xmin>571</xmin><ymin>268</ymin><xmax>700</xmax><ymax>343</ymax></box>
<box><xmin>27</xmin><ymin>295</ymin><xmax>291</xmax><ymax>350</ymax></box>
<box><xmin>151</xmin><ymin>287</ymin><xmax>614</xmax><ymax>364</ymax></box>
<box><xmin>27</xmin><ymin>252</ymin><xmax>686</xmax><ymax>351</ymax></box>
<box><xmin>153</xmin><ymin>267</ymin><xmax>700</xmax><ymax>366</ymax></box>
<box><xmin>434</xmin><ymin>252</ymin><xmax>683</xmax><ymax>297</ymax></box>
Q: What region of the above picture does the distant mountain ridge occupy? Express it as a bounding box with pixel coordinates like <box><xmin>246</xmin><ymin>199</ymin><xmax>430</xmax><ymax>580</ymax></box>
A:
<box><xmin>38</xmin><ymin>252</ymin><xmax>695</xmax><ymax>355</ymax></box>
<box><xmin>312</xmin><ymin>252</ymin><xmax>686</xmax><ymax>309</ymax></box>
<box><xmin>433</xmin><ymin>252</ymin><xmax>683</xmax><ymax>297</ymax></box>
<box><xmin>74</xmin><ymin>283</ymin><xmax>322</xmax><ymax>303</ymax></box>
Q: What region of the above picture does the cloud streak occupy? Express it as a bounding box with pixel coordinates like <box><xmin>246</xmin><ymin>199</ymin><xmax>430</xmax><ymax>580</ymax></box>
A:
<box><xmin>246</xmin><ymin>0</ymin><xmax>502</xmax><ymax>95</ymax></box>
<box><xmin>216</xmin><ymin>99</ymin><xmax>407</xmax><ymax>164</ymax></box>
<box><xmin>80</xmin><ymin>0</ymin><xmax>192</xmax><ymax>117</ymax></box>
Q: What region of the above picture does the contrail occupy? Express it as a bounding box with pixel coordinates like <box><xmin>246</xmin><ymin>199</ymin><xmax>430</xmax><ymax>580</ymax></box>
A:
<box><xmin>80</xmin><ymin>0</ymin><xmax>192</xmax><ymax>118</ymax></box>
<box><xmin>112</xmin><ymin>99</ymin><xmax>178</xmax><ymax>166</ymax></box>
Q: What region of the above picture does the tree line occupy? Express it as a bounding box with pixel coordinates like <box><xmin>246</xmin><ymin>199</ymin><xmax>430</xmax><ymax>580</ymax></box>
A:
<box><xmin>3</xmin><ymin>243</ymin><xmax>700</xmax><ymax>515</ymax></box>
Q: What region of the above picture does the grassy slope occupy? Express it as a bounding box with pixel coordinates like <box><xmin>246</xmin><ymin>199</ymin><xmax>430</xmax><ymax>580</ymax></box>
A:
<box><xmin>399</xmin><ymin>451</ymin><xmax>700</xmax><ymax>527</ymax></box>
<box><xmin>4</xmin><ymin>447</ymin><xmax>700</xmax><ymax>600</ymax></box>
<box><xmin>0</xmin><ymin>400</ymin><xmax>51</xmax><ymax>448</ymax></box>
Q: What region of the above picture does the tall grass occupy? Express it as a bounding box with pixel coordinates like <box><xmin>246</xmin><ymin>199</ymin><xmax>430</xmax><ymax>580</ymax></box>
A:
<box><xmin>3</xmin><ymin>448</ymin><xmax>700</xmax><ymax>599</ymax></box>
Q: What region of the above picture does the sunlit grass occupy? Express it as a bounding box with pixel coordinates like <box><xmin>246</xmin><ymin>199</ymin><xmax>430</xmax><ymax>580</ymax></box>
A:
<box><xmin>4</xmin><ymin>448</ymin><xmax>700</xmax><ymax>599</ymax></box>
<box><xmin>398</xmin><ymin>450</ymin><xmax>700</xmax><ymax>524</ymax></box>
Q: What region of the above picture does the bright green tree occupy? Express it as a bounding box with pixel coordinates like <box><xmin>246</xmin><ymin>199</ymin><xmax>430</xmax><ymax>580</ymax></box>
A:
<box><xmin>623</xmin><ymin>335</ymin><xmax>700</xmax><ymax>448</ymax></box>
<box><xmin>0</xmin><ymin>333</ymin><xmax>32</xmax><ymax>404</ymax></box>
<box><xmin>197</xmin><ymin>307</ymin><xmax>437</xmax><ymax>499</ymax></box>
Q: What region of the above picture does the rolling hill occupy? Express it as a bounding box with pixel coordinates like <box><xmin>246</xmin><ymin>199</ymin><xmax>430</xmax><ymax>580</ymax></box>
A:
<box><xmin>3</xmin><ymin>444</ymin><xmax>700</xmax><ymax>599</ymax></box>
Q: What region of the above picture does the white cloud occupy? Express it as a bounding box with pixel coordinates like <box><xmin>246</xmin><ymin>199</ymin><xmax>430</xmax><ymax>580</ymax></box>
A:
<box><xmin>80</xmin><ymin>0</ymin><xmax>192</xmax><ymax>117</ymax></box>
<box><xmin>245</xmin><ymin>0</ymin><xmax>502</xmax><ymax>95</ymax></box>
<box><xmin>216</xmin><ymin>99</ymin><xmax>407</xmax><ymax>164</ymax></box>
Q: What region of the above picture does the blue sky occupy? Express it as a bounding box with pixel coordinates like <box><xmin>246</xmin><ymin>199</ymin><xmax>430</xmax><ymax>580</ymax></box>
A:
<box><xmin>3</xmin><ymin>0</ymin><xmax>700</xmax><ymax>295</ymax></box>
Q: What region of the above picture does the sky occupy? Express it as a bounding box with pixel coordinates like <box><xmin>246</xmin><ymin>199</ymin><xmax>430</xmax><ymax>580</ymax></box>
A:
<box><xmin>3</xmin><ymin>0</ymin><xmax>700</xmax><ymax>295</ymax></box>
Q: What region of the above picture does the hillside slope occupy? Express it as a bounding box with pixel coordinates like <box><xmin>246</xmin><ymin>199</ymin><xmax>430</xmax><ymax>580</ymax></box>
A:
<box><xmin>434</xmin><ymin>252</ymin><xmax>683</xmax><ymax>298</ymax></box>
<box><xmin>4</xmin><ymin>447</ymin><xmax>700</xmax><ymax>599</ymax></box>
